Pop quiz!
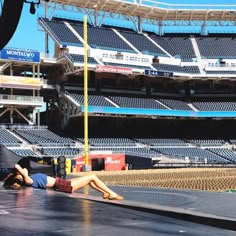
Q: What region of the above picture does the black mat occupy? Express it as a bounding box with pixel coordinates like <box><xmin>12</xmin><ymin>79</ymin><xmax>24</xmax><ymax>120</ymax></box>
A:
<box><xmin>0</xmin><ymin>184</ymin><xmax>235</xmax><ymax>236</ymax></box>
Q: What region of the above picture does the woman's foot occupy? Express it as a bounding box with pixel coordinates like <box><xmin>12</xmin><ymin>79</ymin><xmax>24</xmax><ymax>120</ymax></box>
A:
<box><xmin>108</xmin><ymin>194</ymin><xmax>124</xmax><ymax>200</ymax></box>
<box><xmin>103</xmin><ymin>193</ymin><xmax>109</xmax><ymax>199</ymax></box>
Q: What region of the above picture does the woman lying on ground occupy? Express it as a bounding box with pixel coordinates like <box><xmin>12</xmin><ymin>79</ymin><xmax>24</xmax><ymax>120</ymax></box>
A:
<box><xmin>3</xmin><ymin>163</ymin><xmax>124</xmax><ymax>200</ymax></box>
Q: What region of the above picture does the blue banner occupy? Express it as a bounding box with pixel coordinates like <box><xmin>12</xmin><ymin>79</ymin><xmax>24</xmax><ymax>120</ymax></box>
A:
<box><xmin>0</xmin><ymin>48</ymin><xmax>40</xmax><ymax>63</ymax></box>
<box><xmin>144</xmin><ymin>69</ymin><xmax>174</xmax><ymax>78</ymax></box>
<box><xmin>81</xmin><ymin>106</ymin><xmax>236</xmax><ymax>118</ymax></box>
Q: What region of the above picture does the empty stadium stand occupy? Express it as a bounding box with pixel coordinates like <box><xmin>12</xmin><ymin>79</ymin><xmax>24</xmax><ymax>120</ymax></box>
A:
<box><xmin>187</xmin><ymin>139</ymin><xmax>226</xmax><ymax>146</ymax></box>
<box><xmin>152</xmin><ymin>63</ymin><xmax>200</xmax><ymax>74</ymax></box>
<box><xmin>0</xmin><ymin>128</ymin><xmax>22</xmax><ymax>146</ymax></box>
<box><xmin>4</xmin><ymin>10</ymin><xmax>236</xmax><ymax>169</ymax></box>
<box><xmin>192</xmin><ymin>99</ymin><xmax>236</xmax><ymax>111</ymax></box>
<box><xmin>71</xmin><ymin>21</ymin><xmax>135</xmax><ymax>53</ymax></box>
<box><xmin>65</xmin><ymin>53</ymin><xmax>98</xmax><ymax>64</ymax></box>
<box><xmin>39</xmin><ymin>16</ymin><xmax>236</xmax><ymax>77</ymax></box>
<box><xmin>40</xmin><ymin>147</ymin><xmax>81</xmax><ymax>156</ymax></box>
<box><xmin>207</xmin><ymin>148</ymin><xmax>236</xmax><ymax>163</ymax></box>
<box><xmin>66</xmin><ymin>91</ymin><xmax>115</xmax><ymax>107</ymax></box>
<box><xmin>119</xmin><ymin>29</ymin><xmax>167</xmax><ymax>56</ymax></box>
<box><xmin>155</xmin><ymin>147</ymin><xmax>229</xmax><ymax>163</ymax></box>
<box><xmin>149</xmin><ymin>34</ymin><xmax>196</xmax><ymax>60</ymax></box>
<box><xmin>108</xmin><ymin>95</ymin><xmax>168</xmax><ymax>109</ymax></box>
<box><xmin>157</xmin><ymin>98</ymin><xmax>192</xmax><ymax>110</ymax></box>
<box><xmin>135</xmin><ymin>138</ymin><xmax>190</xmax><ymax>146</ymax></box>
<box><xmin>196</xmin><ymin>36</ymin><xmax>236</xmax><ymax>59</ymax></box>
<box><xmin>10</xmin><ymin>148</ymin><xmax>40</xmax><ymax>157</ymax></box>
<box><xmin>39</xmin><ymin>18</ymin><xmax>83</xmax><ymax>47</ymax></box>
<box><xmin>103</xmin><ymin>62</ymin><xmax>152</xmax><ymax>71</ymax></box>
<box><xmin>14</xmin><ymin>127</ymin><xmax>75</xmax><ymax>146</ymax></box>
<box><xmin>83</xmin><ymin>137</ymin><xmax>136</xmax><ymax>147</ymax></box>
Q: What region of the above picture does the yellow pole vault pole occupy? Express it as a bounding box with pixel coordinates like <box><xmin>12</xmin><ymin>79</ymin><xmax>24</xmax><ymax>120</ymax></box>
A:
<box><xmin>83</xmin><ymin>15</ymin><xmax>89</xmax><ymax>170</ymax></box>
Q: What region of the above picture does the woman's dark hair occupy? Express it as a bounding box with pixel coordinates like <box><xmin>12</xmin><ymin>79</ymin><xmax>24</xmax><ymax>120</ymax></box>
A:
<box><xmin>17</xmin><ymin>158</ymin><xmax>31</xmax><ymax>173</ymax></box>
<box><xmin>11</xmin><ymin>158</ymin><xmax>32</xmax><ymax>176</ymax></box>
<box><xmin>3</xmin><ymin>174</ymin><xmax>25</xmax><ymax>189</ymax></box>
<box><xmin>3</xmin><ymin>158</ymin><xmax>31</xmax><ymax>189</ymax></box>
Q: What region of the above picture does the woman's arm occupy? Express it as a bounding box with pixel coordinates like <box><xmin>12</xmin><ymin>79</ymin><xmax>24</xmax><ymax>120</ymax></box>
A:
<box><xmin>3</xmin><ymin>172</ymin><xmax>13</xmax><ymax>182</ymax></box>
<box><xmin>14</xmin><ymin>164</ymin><xmax>33</xmax><ymax>185</ymax></box>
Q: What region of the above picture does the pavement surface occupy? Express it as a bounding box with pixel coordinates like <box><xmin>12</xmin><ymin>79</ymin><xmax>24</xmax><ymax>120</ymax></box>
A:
<box><xmin>1</xmin><ymin>183</ymin><xmax>236</xmax><ymax>235</ymax></box>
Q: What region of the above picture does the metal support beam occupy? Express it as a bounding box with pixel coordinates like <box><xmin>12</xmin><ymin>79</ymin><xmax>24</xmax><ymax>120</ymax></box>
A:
<box><xmin>0</xmin><ymin>108</ymin><xmax>10</xmax><ymax>117</ymax></box>
<box><xmin>37</xmin><ymin>108</ymin><xmax>40</xmax><ymax>127</ymax></box>
<box><xmin>32</xmin><ymin>108</ymin><xmax>37</xmax><ymax>124</ymax></box>
<box><xmin>0</xmin><ymin>62</ymin><xmax>13</xmax><ymax>74</ymax></box>
<box><xmin>159</xmin><ymin>20</ymin><xmax>163</xmax><ymax>36</ymax></box>
<box><xmin>45</xmin><ymin>1</ymin><xmax>49</xmax><ymax>56</ymax></box>
<box><xmin>10</xmin><ymin>108</ymin><xmax>13</xmax><ymax>124</ymax></box>
<box><xmin>32</xmin><ymin>64</ymin><xmax>36</xmax><ymax>78</ymax></box>
<box><xmin>14</xmin><ymin>108</ymin><xmax>33</xmax><ymax>125</ymax></box>
<box><xmin>201</xmin><ymin>21</ymin><xmax>207</xmax><ymax>35</ymax></box>
<box><xmin>37</xmin><ymin>64</ymin><xmax>40</xmax><ymax>78</ymax></box>
<box><xmin>10</xmin><ymin>65</ymin><xmax>13</xmax><ymax>76</ymax></box>
<box><xmin>138</xmin><ymin>16</ymin><xmax>142</xmax><ymax>33</ymax></box>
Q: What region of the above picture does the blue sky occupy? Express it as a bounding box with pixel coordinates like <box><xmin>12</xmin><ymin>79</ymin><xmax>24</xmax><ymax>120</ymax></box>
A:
<box><xmin>8</xmin><ymin>4</ymin><xmax>46</xmax><ymax>52</ymax></box>
<box><xmin>6</xmin><ymin>0</ymin><xmax>236</xmax><ymax>55</ymax></box>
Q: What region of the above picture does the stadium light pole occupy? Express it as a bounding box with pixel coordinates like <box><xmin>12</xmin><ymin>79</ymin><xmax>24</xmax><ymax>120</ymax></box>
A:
<box><xmin>83</xmin><ymin>15</ymin><xmax>89</xmax><ymax>171</ymax></box>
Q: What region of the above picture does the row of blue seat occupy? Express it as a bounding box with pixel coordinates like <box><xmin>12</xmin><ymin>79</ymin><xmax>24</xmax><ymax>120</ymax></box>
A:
<box><xmin>7</xmin><ymin>146</ymin><xmax>236</xmax><ymax>164</ymax></box>
<box><xmin>2</xmin><ymin>127</ymin><xmax>236</xmax><ymax>163</ymax></box>
<box><xmin>14</xmin><ymin>129</ymin><xmax>74</xmax><ymax>146</ymax></box>
<box><xmin>40</xmin><ymin>17</ymin><xmax>236</xmax><ymax>60</ymax></box>
<box><xmin>66</xmin><ymin>91</ymin><xmax>236</xmax><ymax>111</ymax></box>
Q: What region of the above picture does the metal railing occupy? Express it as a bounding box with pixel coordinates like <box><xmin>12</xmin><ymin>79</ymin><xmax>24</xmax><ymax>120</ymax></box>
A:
<box><xmin>0</xmin><ymin>94</ymin><xmax>43</xmax><ymax>103</ymax></box>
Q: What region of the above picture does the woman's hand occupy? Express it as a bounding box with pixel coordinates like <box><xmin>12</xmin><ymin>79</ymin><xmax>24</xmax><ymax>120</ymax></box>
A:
<box><xmin>15</xmin><ymin>164</ymin><xmax>27</xmax><ymax>174</ymax></box>
<box><xmin>15</xmin><ymin>164</ymin><xmax>28</xmax><ymax>176</ymax></box>
<box><xmin>14</xmin><ymin>164</ymin><xmax>33</xmax><ymax>185</ymax></box>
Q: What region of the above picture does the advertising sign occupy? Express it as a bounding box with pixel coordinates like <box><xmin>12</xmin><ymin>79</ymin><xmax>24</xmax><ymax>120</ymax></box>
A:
<box><xmin>96</xmin><ymin>65</ymin><xmax>132</xmax><ymax>74</ymax></box>
<box><xmin>0</xmin><ymin>75</ymin><xmax>41</xmax><ymax>89</ymax></box>
<box><xmin>0</xmin><ymin>48</ymin><xmax>40</xmax><ymax>63</ymax></box>
<box><xmin>76</xmin><ymin>153</ymin><xmax>125</xmax><ymax>172</ymax></box>
<box><xmin>144</xmin><ymin>69</ymin><xmax>174</xmax><ymax>78</ymax></box>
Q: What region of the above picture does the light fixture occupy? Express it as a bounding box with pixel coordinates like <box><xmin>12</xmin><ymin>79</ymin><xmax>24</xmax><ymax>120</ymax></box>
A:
<box><xmin>30</xmin><ymin>2</ymin><xmax>36</xmax><ymax>14</ymax></box>
<box><xmin>24</xmin><ymin>0</ymin><xmax>49</xmax><ymax>14</ymax></box>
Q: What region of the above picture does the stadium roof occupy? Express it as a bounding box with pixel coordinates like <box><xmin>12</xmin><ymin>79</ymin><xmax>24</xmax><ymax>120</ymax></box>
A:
<box><xmin>48</xmin><ymin>0</ymin><xmax>236</xmax><ymax>22</ymax></box>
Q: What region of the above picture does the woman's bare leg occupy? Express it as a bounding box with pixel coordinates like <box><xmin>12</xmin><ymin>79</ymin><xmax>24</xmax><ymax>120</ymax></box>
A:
<box><xmin>70</xmin><ymin>174</ymin><xmax>123</xmax><ymax>199</ymax></box>
<box><xmin>89</xmin><ymin>181</ymin><xmax>106</xmax><ymax>194</ymax></box>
